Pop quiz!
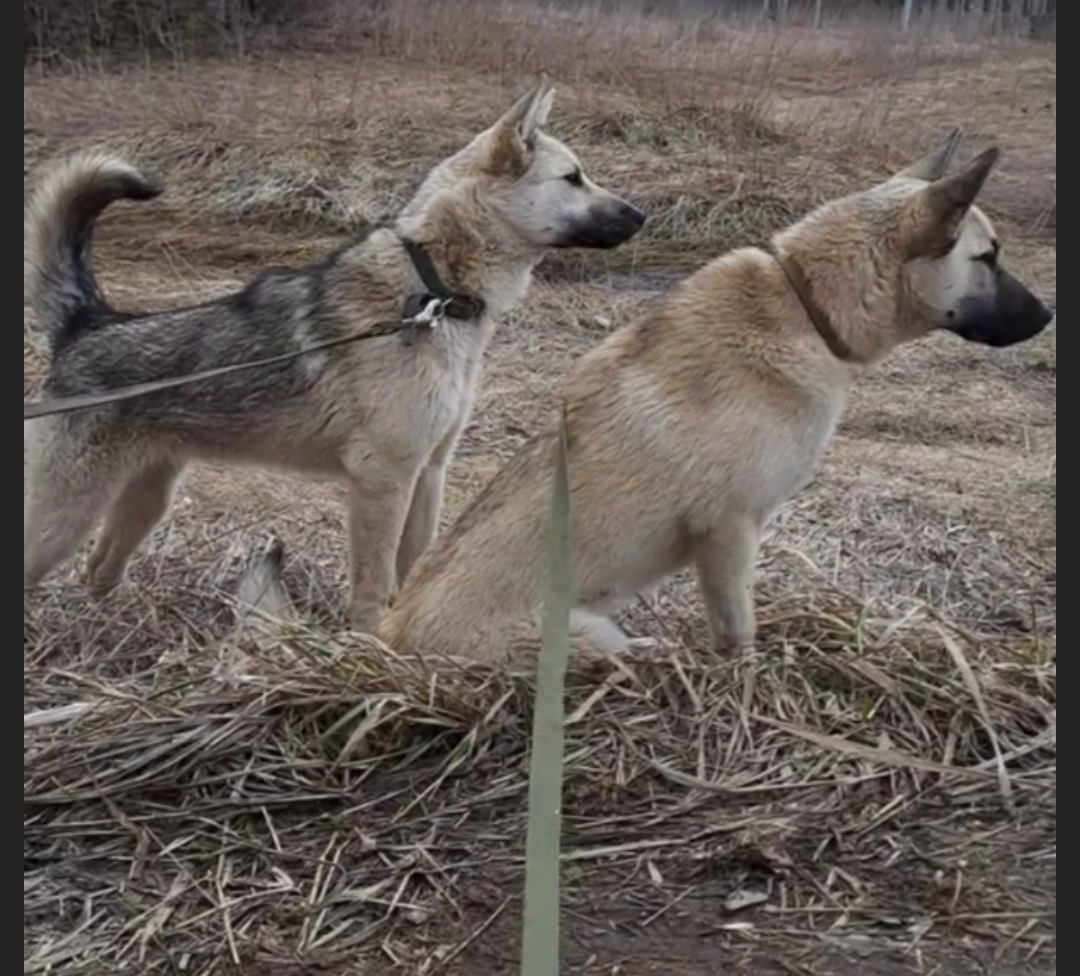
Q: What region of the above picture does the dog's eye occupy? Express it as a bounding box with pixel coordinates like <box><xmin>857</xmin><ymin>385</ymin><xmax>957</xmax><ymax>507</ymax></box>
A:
<box><xmin>563</xmin><ymin>170</ymin><xmax>584</xmax><ymax>187</ymax></box>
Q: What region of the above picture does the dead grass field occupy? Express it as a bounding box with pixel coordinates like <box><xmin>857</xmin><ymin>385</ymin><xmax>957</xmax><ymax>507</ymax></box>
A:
<box><xmin>24</xmin><ymin>4</ymin><xmax>1056</xmax><ymax>975</ymax></box>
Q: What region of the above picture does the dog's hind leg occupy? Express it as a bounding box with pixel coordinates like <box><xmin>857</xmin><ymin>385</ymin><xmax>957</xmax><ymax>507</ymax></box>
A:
<box><xmin>85</xmin><ymin>459</ymin><xmax>183</xmax><ymax>596</ymax></box>
<box><xmin>24</xmin><ymin>433</ymin><xmax>122</xmax><ymax>589</ymax></box>
<box><xmin>501</xmin><ymin>611</ymin><xmax>635</xmax><ymax>669</ymax></box>
<box><xmin>692</xmin><ymin>516</ymin><xmax>761</xmax><ymax>654</ymax></box>
<box><xmin>570</xmin><ymin>609</ymin><xmax>633</xmax><ymax>653</ymax></box>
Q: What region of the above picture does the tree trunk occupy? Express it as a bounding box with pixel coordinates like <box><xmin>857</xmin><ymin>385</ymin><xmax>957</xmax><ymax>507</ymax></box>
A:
<box><xmin>990</xmin><ymin>0</ymin><xmax>1003</xmax><ymax>34</ymax></box>
<box><xmin>901</xmin><ymin>0</ymin><xmax>916</xmax><ymax>31</ymax></box>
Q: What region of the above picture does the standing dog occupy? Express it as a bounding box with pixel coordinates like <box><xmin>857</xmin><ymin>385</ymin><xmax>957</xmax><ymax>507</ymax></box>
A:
<box><xmin>354</xmin><ymin>131</ymin><xmax>1048</xmax><ymax>661</ymax></box>
<box><xmin>23</xmin><ymin>79</ymin><xmax>646</xmax><ymax>632</ymax></box>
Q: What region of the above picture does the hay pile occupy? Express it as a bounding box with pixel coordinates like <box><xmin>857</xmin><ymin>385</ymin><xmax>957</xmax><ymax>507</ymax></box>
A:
<box><xmin>25</xmin><ymin>589</ymin><xmax>1056</xmax><ymax>974</ymax></box>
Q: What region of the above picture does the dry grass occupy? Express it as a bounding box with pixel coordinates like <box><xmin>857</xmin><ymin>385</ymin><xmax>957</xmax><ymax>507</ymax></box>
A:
<box><xmin>24</xmin><ymin>3</ymin><xmax>1055</xmax><ymax>974</ymax></box>
<box><xmin>25</xmin><ymin>601</ymin><xmax>1055</xmax><ymax>974</ymax></box>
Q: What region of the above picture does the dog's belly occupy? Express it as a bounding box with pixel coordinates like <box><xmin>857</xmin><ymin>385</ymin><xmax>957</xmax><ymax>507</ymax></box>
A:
<box><xmin>186</xmin><ymin>439</ymin><xmax>351</xmax><ymax>480</ymax></box>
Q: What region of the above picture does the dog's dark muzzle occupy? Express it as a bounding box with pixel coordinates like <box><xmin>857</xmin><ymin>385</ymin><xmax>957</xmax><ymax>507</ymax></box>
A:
<box><xmin>557</xmin><ymin>201</ymin><xmax>647</xmax><ymax>249</ymax></box>
<box><xmin>945</xmin><ymin>269</ymin><xmax>1055</xmax><ymax>348</ymax></box>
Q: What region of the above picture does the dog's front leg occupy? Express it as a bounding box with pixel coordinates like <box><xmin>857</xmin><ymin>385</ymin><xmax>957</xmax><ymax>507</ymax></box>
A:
<box><xmin>343</xmin><ymin>459</ymin><xmax>418</xmax><ymax>634</ymax></box>
<box><xmin>692</xmin><ymin>517</ymin><xmax>761</xmax><ymax>654</ymax></box>
<box><xmin>395</xmin><ymin>461</ymin><xmax>446</xmax><ymax>588</ymax></box>
<box><xmin>395</xmin><ymin>421</ymin><xmax>463</xmax><ymax>587</ymax></box>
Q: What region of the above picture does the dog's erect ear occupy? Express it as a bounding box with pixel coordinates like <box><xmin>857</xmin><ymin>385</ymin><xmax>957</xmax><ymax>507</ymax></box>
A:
<box><xmin>529</xmin><ymin>85</ymin><xmax>556</xmax><ymax>134</ymax></box>
<box><xmin>485</xmin><ymin>76</ymin><xmax>555</xmax><ymax>177</ymax></box>
<box><xmin>909</xmin><ymin>146</ymin><xmax>1000</xmax><ymax>257</ymax></box>
<box><xmin>503</xmin><ymin>75</ymin><xmax>555</xmax><ymax>145</ymax></box>
<box><xmin>895</xmin><ymin>127</ymin><xmax>964</xmax><ymax>182</ymax></box>
<box><xmin>925</xmin><ymin>146</ymin><xmax>999</xmax><ymax>228</ymax></box>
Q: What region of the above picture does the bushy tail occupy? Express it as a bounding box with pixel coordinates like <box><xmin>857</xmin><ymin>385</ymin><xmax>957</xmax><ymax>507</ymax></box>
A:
<box><xmin>24</xmin><ymin>151</ymin><xmax>161</xmax><ymax>352</ymax></box>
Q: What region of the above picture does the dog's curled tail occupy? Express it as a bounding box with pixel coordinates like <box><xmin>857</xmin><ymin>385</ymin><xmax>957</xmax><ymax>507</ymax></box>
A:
<box><xmin>24</xmin><ymin>151</ymin><xmax>161</xmax><ymax>351</ymax></box>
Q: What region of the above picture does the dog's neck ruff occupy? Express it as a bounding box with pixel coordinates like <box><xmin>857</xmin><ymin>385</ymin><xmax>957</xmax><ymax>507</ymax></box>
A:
<box><xmin>398</xmin><ymin>236</ymin><xmax>487</xmax><ymax>326</ymax></box>
<box><xmin>770</xmin><ymin>247</ymin><xmax>856</xmax><ymax>363</ymax></box>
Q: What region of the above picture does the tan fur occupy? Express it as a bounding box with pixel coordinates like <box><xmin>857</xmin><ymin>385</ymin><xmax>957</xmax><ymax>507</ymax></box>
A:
<box><xmin>23</xmin><ymin>79</ymin><xmax>645</xmax><ymax>634</ymax></box>
<box><xmin>238</xmin><ymin>133</ymin><xmax>1052</xmax><ymax>662</ymax></box>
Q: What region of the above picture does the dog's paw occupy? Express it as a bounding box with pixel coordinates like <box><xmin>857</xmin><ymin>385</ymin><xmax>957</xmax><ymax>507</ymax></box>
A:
<box><xmin>347</xmin><ymin>602</ymin><xmax>385</xmax><ymax>636</ymax></box>
<box><xmin>85</xmin><ymin>570</ymin><xmax>124</xmax><ymax>600</ymax></box>
<box><xmin>709</xmin><ymin>634</ymin><xmax>757</xmax><ymax>657</ymax></box>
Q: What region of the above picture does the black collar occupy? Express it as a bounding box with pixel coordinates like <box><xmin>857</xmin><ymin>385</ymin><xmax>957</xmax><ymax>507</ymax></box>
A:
<box><xmin>769</xmin><ymin>246</ymin><xmax>856</xmax><ymax>363</ymax></box>
<box><xmin>399</xmin><ymin>236</ymin><xmax>486</xmax><ymax>325</ymax></box>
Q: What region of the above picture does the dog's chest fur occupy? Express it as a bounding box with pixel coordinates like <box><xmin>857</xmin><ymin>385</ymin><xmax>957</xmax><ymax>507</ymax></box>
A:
<box><xmin>313</xmin><ymin>313</ymin><xmax>497</xmax><ymax>464</ymax></box>
<box><xmin>405</xmin><ymin>318</ymin><xmax>493</xmax><ymax>431</ymax></box>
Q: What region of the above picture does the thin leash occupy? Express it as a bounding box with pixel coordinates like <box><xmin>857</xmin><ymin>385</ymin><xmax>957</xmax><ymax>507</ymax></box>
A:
<box><xmin>23</xmin><ymin>298</ymin><xmax>449</xmax><ymax>422</ymax></box>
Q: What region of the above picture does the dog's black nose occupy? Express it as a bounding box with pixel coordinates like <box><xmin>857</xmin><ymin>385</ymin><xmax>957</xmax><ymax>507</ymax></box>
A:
<box><xmin>1041</xmin><ymin>303</ymin><xmax>1055</xmax><ymax>327</ymax></box>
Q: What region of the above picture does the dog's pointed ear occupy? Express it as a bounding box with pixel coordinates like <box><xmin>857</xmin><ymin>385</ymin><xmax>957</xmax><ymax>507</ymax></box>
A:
<box><xmin>504</xmin><ymin>75</ymin><xmax>554</xmax><ymax>145</ymax></box>
<box><xmin>910</xmin><ymin>146</ymin><xmax>1000</xmax><ymax>257</ymax></box>
<box><xmin>895</xmin><ymin>127</ymin><xmax>964</xmax><ymax>182</ymax></box>
<box><xmin>530</xmin><ymin>85</ymin><xmax>556</xmax><ymax>133</ymax></box>
<box><xmin>485</xmin><ymin>77</ymin><xmax>555</xmax><ymax>176</ymax></box>
<box><xmin>925</xmin><ymin>146</ymin><xmax>999</xmax><ymax>225</ymax></box>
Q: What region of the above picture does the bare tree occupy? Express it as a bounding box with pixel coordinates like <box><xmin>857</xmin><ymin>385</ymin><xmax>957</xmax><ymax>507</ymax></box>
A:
<box><xmin>989</xmin><ymin>0</ymin><xmax>1004</xmax><ymax>33</ymax></box>
<box><xmin>901</xmin><ymin>0</ymin><xmax>915</xmax><ymax>31</ymax></box>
